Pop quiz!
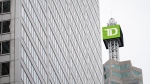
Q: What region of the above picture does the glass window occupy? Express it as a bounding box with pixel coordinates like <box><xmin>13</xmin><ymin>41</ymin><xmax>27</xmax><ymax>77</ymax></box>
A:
<box><xmin>2</xmin><ymin>21</ymin><xmax>10</xmax><ymax>33</ymax></box>
<box><xmin>112</xmin><ymin>71</ymin><xmax>121</xmax><ymax>78</ymax></box>
<box><xmin>104</xmin><ymin>65</ymin><xmax>109</xmax><ymax>72</ymax></box>
<box><xmin>0</xmin><ymin>2</ymin><xmax>2</xmax><ymax>13</ymax></box>
<box><xmin>111</xmin><ymin>81</ymin><xmax>120</xmax><ymax>84</ymax></box>
<box><xmin>132</xmin><ymin>70</ymin><xmax>141</xmax><ymax>77</ymax></box>
<box><xmin>1</xmin><ymin>62</ymin><xmax>10</xmax><ymax>75</ymax></box>
<box><xmin>0</xmin><ymin>43</ymin><xmax>2</xmax><ymax>54</ymax></box>
<box><xmin>104</xmin><ymin>73</ymin><xmax>109</xmax><ymax>79</ymax></box>
<box><xmin>3</xmin><ymin>1</ymin><xmax>10</xmax><ymax>13</ymax></box>
<box><xmin>2</xmin><ymin>41</ymin><xmax>10</xmax><ymax>54</ymax></box>
<box><xmin>0</xmin><ymin>21</ymin><xmax>10</xmax><ymax>34</ymax></box>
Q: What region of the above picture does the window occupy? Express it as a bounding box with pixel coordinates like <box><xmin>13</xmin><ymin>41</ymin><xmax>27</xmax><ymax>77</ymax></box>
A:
<box><xmin>1</xmin><ymin>62</ymin><xmax>10</xmax><ymax>76</ymax></box>
<box><xmin>0</xmin><ymin>1</ymin><xmax>10</xmax><ymax>13</ymax></box>
<box><xmin>121</xmin><ymin>72</ymin><xmax>130</xmax><ymax>78</ymax></box>
<box><xmin>104</xmin><ymin>73</ymin><xmax>109</xmax><ymax>79</ymax></box>
<box><xmin>104</xmin><ymin>65</ymin><xmax>109</xmax><ymax>72</ymax></box>
<box><xmin>0</xmin><ymin>41</ymin><xmax>10</xmax><ymax>54</ymax></box>
<box><xmin>111</xmin><ymin>81</ymin><xmax>120</xmax><ymax>84</ymax></box>
<box><xmin>111</xmin><ymin>64</ymin><xmax>130</xmax><ymax>70</ymax></box>
<box><xmin>112</xmin><ymin>71</ymin><xmax>121</xmax><ymax>78</ymax></box>
<box><xmin>132</xmin><ymin>70</ymin><xmax>141</xmax><ymax>77</ymax></box>
<box><xmin>0</xmin><ymin>21</ymin><xmax>10</xmax><ymax>34</ymax></box>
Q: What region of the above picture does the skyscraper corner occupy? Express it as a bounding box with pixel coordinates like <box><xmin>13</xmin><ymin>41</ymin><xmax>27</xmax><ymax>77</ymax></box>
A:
<box><xmin>0</xmin><ymin>0</ymin><xmax>103</xmax><ymax>84</ymax></box>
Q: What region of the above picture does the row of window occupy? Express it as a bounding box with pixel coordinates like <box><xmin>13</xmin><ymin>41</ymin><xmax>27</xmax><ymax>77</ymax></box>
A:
<box><xmin>70</xmin><ymin>0</ymin><xmax>98</xmax><ymax>52</ymax></box>
<box><xmin>132</xmin><ymin>70</ymin><xmax>141</xmax><ymax>77</ymax></box>
<box><xmin>105</xmin><ymin>81</ymin><xmax>120</xmax><ymax>84</ymax></box>
<box><xmin>49</xmin><ymin>0</ymin><xmax>102</xmax><ymax>83</ymax></box>
<box><xmin>79</xmin><ymin>0</ymin><xmax>103</xmax><ymax>82</ymax></box>
<box><xmin>48</xmin><ymin>2</ymin><xmax>77</xmax><ymax>83</ymax></box>
<box><xmin>49</xmin><ymin>1</ymin><xmax>88</xmax><ymax>78</ymax></box>
<box><xmin>49</xmin><ymin>61</ymin><xmax>61</xmax><ymax>84</ymax></box>
<box><xmin>70</xmin><ymin>41</ymin><xmax>88</xmax><ymax>83</ymax></box>
<box><xmin>21</xmin><ymin>67</ymin><xmax>31</xmax><ymax>84</ymax></box>
<box><xmin>86</xmin><ymin>0</ymin><xmax>100</xmax><ymax>27</ymax></box>
<box><xmin>70</xmin><ymin>7</ymin><xmax>101</xmax><ymax>83</ymax></box>
<box><xmin>21</xmin><ymin>27</ymin><xmax>47</xmax><ymax>82</ymax></box>
<box><xmin>0</xmin><ymin>1</ymin><xmax>10</xmax><ymax>14</ymax></box>
<box><xmin>49</xmin><ymin>44</ymin><xmax>68</xmax><ymax>84</ymax></box>
<box><xmin>48</xmin><ymin>25</ymin><xmax>69</xmax><ymax>76</ymax></box>
<box><xmin>83</xmin><ymin>0</ymin><xmax>102</xmax><ymax>55</ymax></box>
<box><xmin>71</xmin><ymin>75</ymin><xmax>76</xmax><ymax>84</ymax></box>
<box><xmin>71</xmin><ymin>21</ymin><xmax>101</xmax><ymax>84</ymax></box>
<box><xmin>21</xmin><ymin>6</ymin><xmax>47</xmax><ymax>46</ymax></box>
<box><xmin>32</xmin><ymin>0</ymin><xmax>46</xmax><ymax>11</ymax></box>
<box><xmin>0</xmin><ymin>41</ymin><xmax>10</xmax><ymax>55</ymax></box>
<box><xmin>69</xmin><ymin>2</ymin><xmax>102</xmax><ymax>80</ymax></box>
<box><xmin>22</xmin><ymin>25</ymin><xmax>46</xmax><ymax>64</ymax></box>
<box><xmin>70</xmin><ymin>58</ymin><xmax>83</xmax><ymax>83</ymax></box>
<box><xmin>48</xmin><ymin>0</ymin><xmax>69</xmax><ymax>45</ymax></box>
<box><xmin>48</xmin><ymin>13</ymin><xmax>69</xmax><ymax>64</ymax></box>
<box><xmin>112</xmin><ymin>71</ymin><xmax>130</xmax><ymax>78</ymax></box>
<box><xmin>23</xmin><ymin>0</ymin><xmax>46</xmax><ymax>28</ymax></box>
<box><xmin>21</xmin><ymin>47</ymin><xmax>47</xmax><ymax>84</ymax></box>
<box><xmin>0</xmin><ymin>20</ymin><xmax>10</xmax><ymax>34</ymax></box>
<box><xmin>111</xmin><ymin>81</ymin><xmax>120</xmax><ymax>84</ymax></box>
<box><xmin>111</xmin><ymin>64</ymin><xmax>130</xmax><ymax>70</ymax></box>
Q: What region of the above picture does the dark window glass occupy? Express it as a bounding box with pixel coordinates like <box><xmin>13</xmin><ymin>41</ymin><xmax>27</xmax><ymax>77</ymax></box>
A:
<box><xmin>104</xmin><ymin>67</ymin><xmax>106</xmax><ymax>72</ymax></box>
<box><xmin>104</xmin><ymin>74</ymin><xmax>107</xmax><ymax>79</ymax></box>
<box><xmin>0</xmin><ymin>42</ymin><xmax>1</xmax><ymax>54</ymax></box>
<box><xmin>0</xmin><ymin>22</ymin><xmax>1</xmax><ymax>33</ymax></box>
<box><xmin>2</xmin><ymin>62</ymin><xmax>9</xmax><ymax>75</ymax></box>
<box><xmin>2</xmin><ymin>41</ymin><xmax>10</xmax><ymax>54</ymax></box>
<box><xmin>2</xmin><ymin>21</ymin><xmax>10</xmax><ymax>33</ymax></box>
<box><xmin>0</xmin><ymin>2</ymin><xmax>2</xmax><ymax>13</ymax></box>
<box><xmin>3</xmin><ymin>1</ymin><xmax>10</xmax><ymax>13</ymax></box>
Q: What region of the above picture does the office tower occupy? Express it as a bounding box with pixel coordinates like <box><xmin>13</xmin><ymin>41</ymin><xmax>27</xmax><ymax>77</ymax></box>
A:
<box><xmin>0</xmin><ymin>0</ymin><xmax>103</xmax><ymax>84</ymax></box>
<box><xmin>102</xmin><ymin>18</ymin><xmax>143</xmax><ymax>84</ymax></box>
<box><xmin>103</xmin><ymin>60</ymin><xmax>143</xmax><ymax>84</ymax></box>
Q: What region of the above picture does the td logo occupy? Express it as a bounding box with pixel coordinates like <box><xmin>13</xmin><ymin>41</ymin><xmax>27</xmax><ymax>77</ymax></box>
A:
<box><xmin>105</xmin><ymin>28</ymin><xmax>118</xmax><ymax>36</ymax></box>
<box><xmin>102</xmin><ymin>25</ymin><xmax>120</xmax><ymax>40</ymax></box>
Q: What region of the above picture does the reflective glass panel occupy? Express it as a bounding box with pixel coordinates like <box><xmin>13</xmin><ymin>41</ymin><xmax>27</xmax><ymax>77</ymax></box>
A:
<box><xmin>2</xmin><ymin>62</ymin><xmax>10</xmax><ymax>75</ymax></box>
<box><xmin>2</xmin><ymin>21</ymin><xmax>10</xmax><ymax>33</ymax></box>
<box><xmin>3</xmin><ymin>1</ymin><xmax>10</xmax><ymax>13</ymax></box>
<box><xmin>2</xmin><ymin>41</ymin><xmax>10</xmax><ymax>54</ymax></box>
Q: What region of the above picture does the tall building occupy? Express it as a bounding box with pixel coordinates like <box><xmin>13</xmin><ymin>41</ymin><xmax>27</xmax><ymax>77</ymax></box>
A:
<box><xmin>102</xmin><ymin>18</ymin><xmax>143</xmax><ymax>84</ymax></box>
<box><xmin>0</xmin><ymin>0</ymin><xmax>103</xmax><ymax>84</ymax></box>
<box><xmin>103</xmin><ymin>59</ymin><xmax>143</xmax><ymax>84</ymax></box>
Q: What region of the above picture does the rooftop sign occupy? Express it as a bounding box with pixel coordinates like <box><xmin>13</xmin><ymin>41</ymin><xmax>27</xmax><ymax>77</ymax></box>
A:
<box><xmin>102</xmin><ymin>25</ymin><xmax>120</xmax><ymax>40</ymax></box>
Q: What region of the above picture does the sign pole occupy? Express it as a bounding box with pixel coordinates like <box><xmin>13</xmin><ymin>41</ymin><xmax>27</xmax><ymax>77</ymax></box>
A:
<box><xmin>102</xmin><ymin>18</ymin><xmax>124</xmax><ymax>61</ymax></box>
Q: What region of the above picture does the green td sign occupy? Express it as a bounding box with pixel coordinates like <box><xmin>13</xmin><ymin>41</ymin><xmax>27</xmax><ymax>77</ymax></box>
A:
<box><xmin>102</xmin><ymin>25</ymin><xmax>120</xmax><ymax>40</ymax></box>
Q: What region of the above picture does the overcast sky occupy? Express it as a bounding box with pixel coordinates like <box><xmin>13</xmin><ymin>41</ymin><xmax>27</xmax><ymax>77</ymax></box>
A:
<box><xmin>99</xmin><ymin>0</ymin><xmax>150</xmax><ymax>83</ymax></box>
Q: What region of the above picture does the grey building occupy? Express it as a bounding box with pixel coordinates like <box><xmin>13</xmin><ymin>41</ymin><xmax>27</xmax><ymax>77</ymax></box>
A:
<box><xmin>103</xmin><ymin>59</ymin><xmax>143</xmax><ymax>84</ymax></box>
<box><xmin>0</xmin><ymin>0</ymin><xmax>103</xmax><ymax>84</ymax></box>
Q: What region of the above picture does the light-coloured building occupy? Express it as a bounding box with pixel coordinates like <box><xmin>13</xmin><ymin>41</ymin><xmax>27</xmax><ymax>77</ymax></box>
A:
<box><xmin>0</xmin><ymin>0</ymin><xmax>103</xmax><ymax>84</ymax></box>
<box><xmin>103</xmin><ymin>59</ymin><xmax>143</xmax><ymax>84</ymax></box>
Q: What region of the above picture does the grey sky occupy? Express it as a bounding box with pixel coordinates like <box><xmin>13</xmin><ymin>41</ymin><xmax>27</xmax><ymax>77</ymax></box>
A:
<box><xmin>99</xmin><ymin>0</ymin><xmax>150</xmax><ymax>83</ymax></box>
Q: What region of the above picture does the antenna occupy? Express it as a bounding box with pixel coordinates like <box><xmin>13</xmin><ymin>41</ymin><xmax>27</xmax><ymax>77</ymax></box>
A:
<box><xmin>102</xmin><ymin>18</ymin><xmax>124</xmax><ymax>61</ymax></box>
<box><xmin>111</xmin><ymin>11</ymin><xmax>112</xmax><ymax>18</ymax></box>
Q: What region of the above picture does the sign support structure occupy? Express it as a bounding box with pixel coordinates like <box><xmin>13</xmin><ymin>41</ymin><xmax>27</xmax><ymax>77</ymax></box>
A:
<box><xmin>102</xmin><ymin>18</ymin><xmax>124</xmax><ymax>61</ymax></box>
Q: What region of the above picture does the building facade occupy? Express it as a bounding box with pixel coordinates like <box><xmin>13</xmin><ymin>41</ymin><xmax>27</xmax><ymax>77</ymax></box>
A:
<box><xmin>103</xmin><ymin>59</ymin><xmax>143</xmax><ymax>84</ymax></box>
<box><xmin>0</xmin><ymin>0</ymin><xmax>103</xmax><ymax>84</ymax></box>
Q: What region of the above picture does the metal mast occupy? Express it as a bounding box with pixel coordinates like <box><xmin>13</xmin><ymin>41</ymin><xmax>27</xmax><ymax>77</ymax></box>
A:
<box><xmin>107</xmin><ymin>18</ymin><xmax>119</xmax><ymax>61</ymax></box>
<box><xmin>102</xmin><ymin>18</ymin><xmax>124</xmax><ymax>61</ymax></box>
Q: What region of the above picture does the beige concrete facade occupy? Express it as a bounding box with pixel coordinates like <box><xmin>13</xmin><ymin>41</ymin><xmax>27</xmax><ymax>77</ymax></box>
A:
<box><xmin>0</xmin><ymin>0</ymin><xmax>103</xmax><ymax>84</ymax></box>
